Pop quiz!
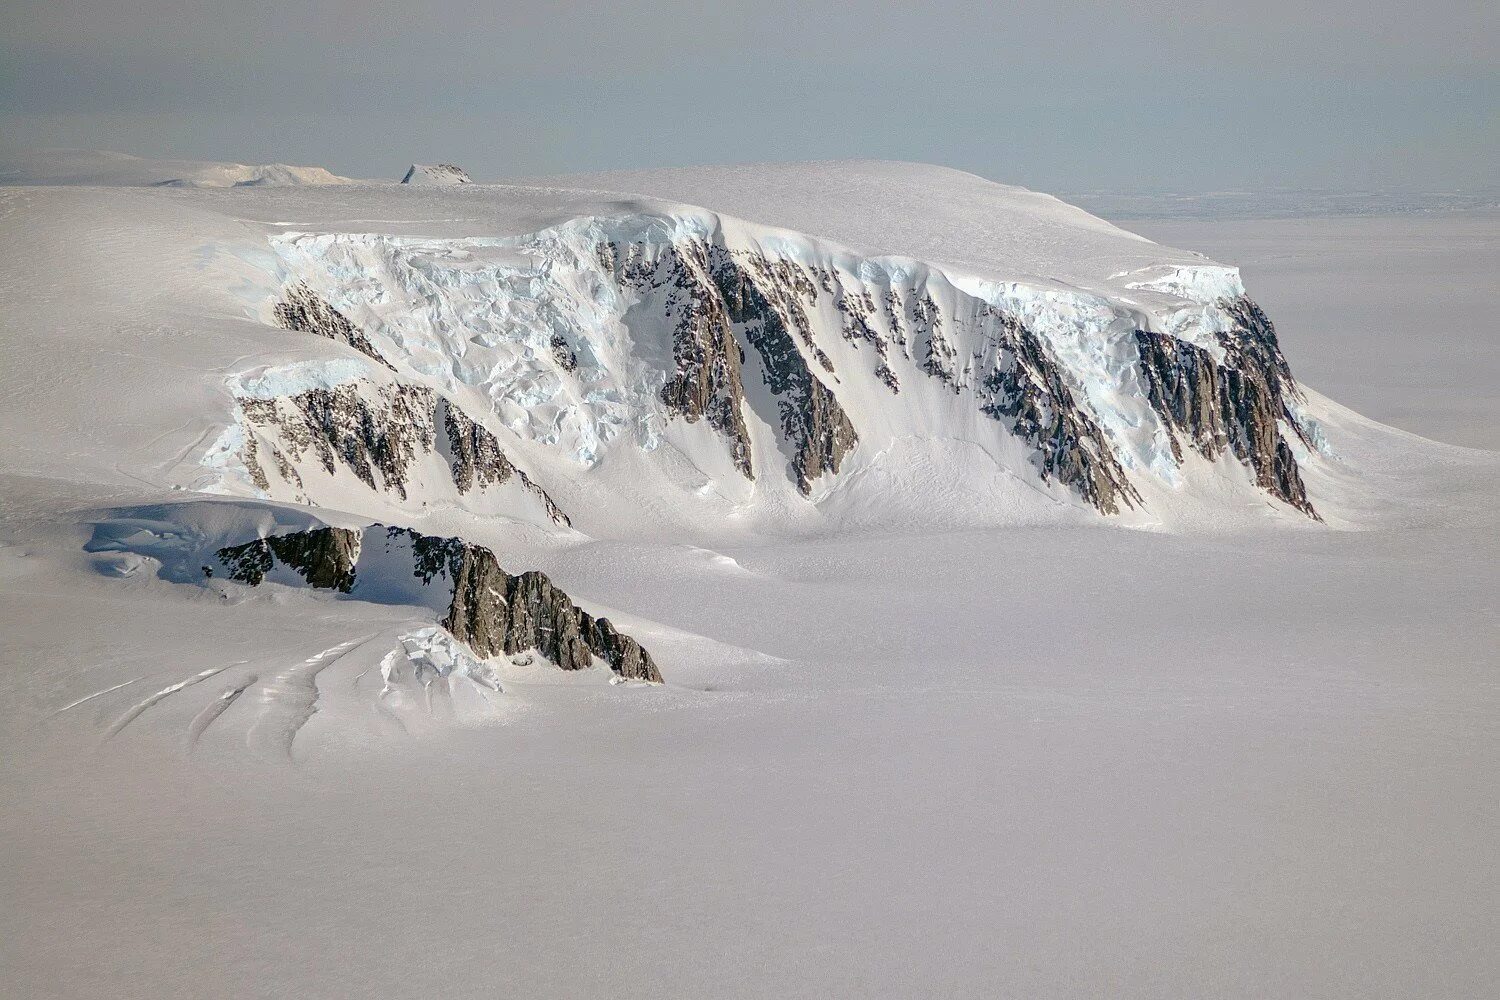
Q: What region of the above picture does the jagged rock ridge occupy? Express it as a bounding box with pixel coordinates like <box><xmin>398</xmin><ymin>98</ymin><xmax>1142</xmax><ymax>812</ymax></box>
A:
<box><xmin>437</xmin><ymin>399</ymin><xmax>569</xmax><ymax>524</ymax></box>
<box><xmin>601</xmin><ymin>238</ymin><xmax>757</xmax><ymax>478</ymax></box>
<box><xmin>600</xmin><ymin>230</ymin><xmax>1131</xmax><ymax>507</ymax></box>
<box><xmin>213</xmin><ymin>526</ymin><xmax>661</xmax><ymax>682</ymax></box>
<box><xmin>711</xmin><ymin>245</ymin><xmax>860</xmax><ymax>493</ymax></box>
<box><xmin>236</xmin><ymin>381</ymin><xmax>569</xmax><ymax>524</ymax></box>
<box><xmin>215</xmin><ymin>525</ymin><xmax>361</xmax><ymax>592</ymax></box>
<box><xmin>976</xmin><ymin>309</ymin><xmax>1141</xmax><ymax>513</ymax></box>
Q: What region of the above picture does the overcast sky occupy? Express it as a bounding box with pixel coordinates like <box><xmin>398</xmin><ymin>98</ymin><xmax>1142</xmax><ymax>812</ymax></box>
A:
<box><xmin>2</xmin><ymin>0</ymin><xmax>1494</xmax><ymax>192</ymax></box>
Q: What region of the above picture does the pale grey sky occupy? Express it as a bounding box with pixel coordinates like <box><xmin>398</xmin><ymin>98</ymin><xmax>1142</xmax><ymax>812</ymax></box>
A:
<box><xmin>2</xmin><ymin>0</ymin><xmax>1494</xmax><ymax>191</ymax></box>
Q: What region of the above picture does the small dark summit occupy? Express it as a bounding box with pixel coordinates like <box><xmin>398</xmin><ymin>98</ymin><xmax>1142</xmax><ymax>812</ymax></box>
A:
<box><xmin>399</xmin><ymin>163</ymin><xmax>472</xmax><ymax>186</ymax></box>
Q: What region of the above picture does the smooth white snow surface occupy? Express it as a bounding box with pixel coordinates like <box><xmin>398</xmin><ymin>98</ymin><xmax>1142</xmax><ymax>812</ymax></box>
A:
<box><xmin>0</xmin><ymin>158</ymin><xmax>1496</xmax><ymax>998</ymax></box>
<box><xmin>0</xmin><ymin>148</ymin><xmax>352</xmax><ymax>187</ymax></box>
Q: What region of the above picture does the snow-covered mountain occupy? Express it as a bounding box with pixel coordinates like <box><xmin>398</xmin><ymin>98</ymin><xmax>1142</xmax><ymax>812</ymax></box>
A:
<box><xmin>253</xmin><ymin>209</ymin><xmax>1323</xmax><ymax>537</ymax></box>
<box><xmin>0</xmin><ymin>157</ymin><xmax>1432</xmax><ymax>739</ymax></box>
<box><xmin>4</xmin><ymin>155</ymin><xmax>1498</xmax><ymax>998</ymax></box>
<box><xmin>188</xmin><ymin>159</ymin><xmax>1342</xmax><ymax>550</ymax></box>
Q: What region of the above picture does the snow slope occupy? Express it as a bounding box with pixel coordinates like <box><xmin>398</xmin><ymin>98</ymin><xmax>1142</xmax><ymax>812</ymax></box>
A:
<box><xmin>0</xmin><ymin>157</ymin><xmax>1496</xmax><ymax>998</ymax></box>
<box><xmin>0</xmin><ymin>148</ymin><xmax>352</xmax><ymax>187</ymax></box>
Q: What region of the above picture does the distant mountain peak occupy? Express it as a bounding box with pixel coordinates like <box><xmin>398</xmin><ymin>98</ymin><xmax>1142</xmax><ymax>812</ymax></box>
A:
<box><xmin>400</xmin><ymin>163</ymin><xmax>472</xmax><ymax>186</ymax></box>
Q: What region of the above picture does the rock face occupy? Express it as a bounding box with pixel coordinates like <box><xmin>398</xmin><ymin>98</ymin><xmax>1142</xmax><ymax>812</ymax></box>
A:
<box><xmin>438</xmin><ymin>399</ymin><xmax>570</xmax><ymax>524</ymax></box>
<box><xmin>269</xmin><ymin>216</ymin><xmax>1327</xmax><ymax>520</ymax></box>
<box><xmin>214</xmin><ymin>525</ymin><xmax>661</xmax><ymax>682</ymax></box>
<box><xmin>977</xmin><ymin>309</ymin><xmax>1141</xmax><ymax>514</ymax></box>
<box><xmin>712</xmin><ymin>247</ymin><xmax>860</xmax><ymax>493</ymax></box>
<box><xmin>1134</xmin><ymin>297</ymin><xmax>1316</xmax><ymax>516</ymax></box>
<box><xmin>236</xmin><ymin>287</ymin><xmax>570</xmax><ymax>524</ymax></box>
<box><xmin>214</xmin><ymin>526</ymin><xmax>361</xmax><ymax>592</ymax></box>
<box><xmin>427</xmin><ymin>534</ymin><xmax>660</xmax><ymax>681</ymax></box>
<box><xmin>602</xmin><ymin>235</ymin><xmax>859</xmax><ymax>492</ymax></box>
<box><xmin>236</xmin><ymin>381</ymin><xmax>568</xmax><ymax>522</ymax></box>
<box><xmin>238</xmin><ymin>382</ymin><xmax>436</xmax><ymax>500</ymax></box>
<box><xmin>599</xmin><ymin>231</ymin><xmax>1137</xmax><ymax>505</ymax></box>
<box><xmin>273</xmin><ymin>283</ymin><xmax>394</xmax><ymax>369</ymax></box>
<box><xmin>602</xmin><ymin>239</ymin><xmax>757</xmax><ymax>478</ymax></box>
<box><xmin>400</xmin><ymin>163</ymin><xmax>471</xmax><ymax>185</ymax></box>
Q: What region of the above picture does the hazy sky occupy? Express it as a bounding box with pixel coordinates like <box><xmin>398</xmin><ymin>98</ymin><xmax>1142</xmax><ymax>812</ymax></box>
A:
<box><xmin>2</xmin><ymin>0</ymin><xmax>1494</xmax><ymax>192</ymax></box>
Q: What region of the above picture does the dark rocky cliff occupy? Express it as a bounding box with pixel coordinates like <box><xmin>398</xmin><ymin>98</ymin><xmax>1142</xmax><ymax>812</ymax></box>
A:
<box><xmin>977</xmin><ymin>310</ymin><xmax>1142</xmax><ymax>514</ymax></box>
<box><xmin>1135</xmin><ymin>297</ymin><xmax>1317</xmax><ymax>517</ymax></box>
<box><xmin>214</xmin><ymin>526</ymin><xmax>660</xmax><ymax>682</ymax></box>
<box><xmin>601</xmin><ymin>239</ymin><xmax>756</xmax><ymax>478</ymax></box>
<box><xmin>257</xmin><ymin>285</ymin><xmax>569</xmax><ymax>522</ymax></box>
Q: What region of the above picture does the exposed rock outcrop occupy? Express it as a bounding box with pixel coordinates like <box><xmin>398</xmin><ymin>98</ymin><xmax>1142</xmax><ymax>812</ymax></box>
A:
<box><xmin>239</xmin><ymin>383</ymin><xmax>436</xmax><ymax>501</ymax></box>
<box><xmin>602</xmin><ymin>238</ymin><xmax>756</xmax><ymax>478</ymax></box>
<box><xmin>978</xmin><ymin>310</ymin><xmax>1141</xmax><ymax>514</ymax></box>
<box><xmin>214</xmin><ymin>525</ymin><xmax>661</xmax><ymax>682</ymax></box>
<box><xmin>214</xmin><ymin>526</ymin><xmax>361</xmax><ymax>592</ymax></box>
<box><xmin>242</xmin><ymin>292</ymin><xmax>570</xmax><ymax>525</ymax></box>
<box><xmin>274</xmin><ymin>283</ymin><xmax>394</xmax><ymax>370</ymax></box>
<box><xmin>268</xmin><ymin>218</ymin><xmax>1325</xmax><ymax>520</ymax></box>
<box><xmin>709</xmin><ymin>247</ymin><xmax>859</xmax><ymax>493</ymax></box>
<box><xmin>438</xmin><ymin>399</ymin><xmax>570</xmax><ymax>525</ymax></box>
<box><xmin>1135</xmin><ymin>296</ymin><xmax>1316</xmax><ymax>517</ymax></box>
<box><xmin>602</xmin><ymin>236</ymin><xmax>859</xmax><ymax>493</ymax></box>
<box><xmin>429</xmin><ymin>533</ymin><xmax>660</xmax><ymax>681</ymax></box>
<box><xmin>237</xmin><ymin>382</ymin><xmax>568</xmax><ymax>522</ymax></box>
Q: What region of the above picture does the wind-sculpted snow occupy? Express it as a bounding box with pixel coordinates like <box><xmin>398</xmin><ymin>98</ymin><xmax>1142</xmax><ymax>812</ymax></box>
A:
<box><xmin>269</xmin><ymin>210</ymin><xmax>1323</xmax><ymax>519</ymax></box>
<box><xmin>213</xmin><ymin>524</ymin><xmax>661</xmax><ymax>682</ymax></box>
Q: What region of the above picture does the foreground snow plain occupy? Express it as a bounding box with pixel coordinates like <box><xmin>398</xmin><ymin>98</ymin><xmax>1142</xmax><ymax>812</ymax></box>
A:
<box><xmin>1</xmin><ymin>160</ymin><xmax>1496</xmax><ymax>998</ymax></box>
